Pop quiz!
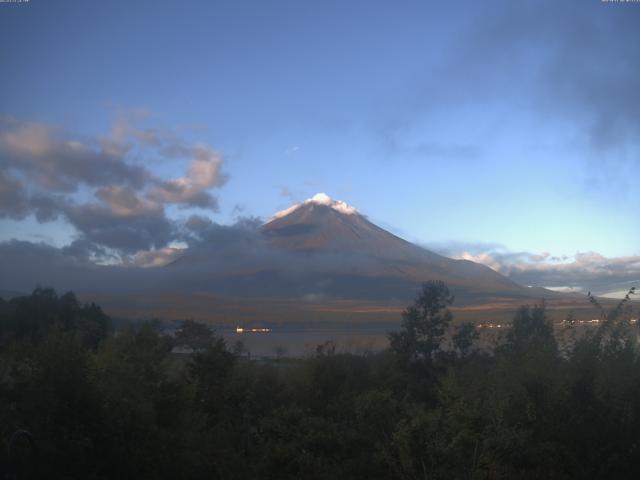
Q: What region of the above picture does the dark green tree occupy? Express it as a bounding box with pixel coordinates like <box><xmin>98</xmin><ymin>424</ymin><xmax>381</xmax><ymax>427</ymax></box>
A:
<box><xmin>504</xmin><ymin>302</ymin><xmax>557</xmax><ymax>356</ymax></box>
<box><xmin>0</xmin><ymin>288</ymin><xmax>109</xmax><ymax>349</ymax></box>
<box><xmin>189</xmin><ymin>336</ymin><xmax>236</xmax><ymax>420</ymax></box>
<box><xmin>175</xmin><ymin>319</ymin><xmax>215</xmax><ymax>350</ymax></box>
<box><xmin>389</xmin><ymin>281</ymin><xmax>454</xmax><ymax>364</ymax></box>
<box><xmin>452</xmin><ymin>322</ymin><xmax>479</xmax><ymax>359</ymax></box>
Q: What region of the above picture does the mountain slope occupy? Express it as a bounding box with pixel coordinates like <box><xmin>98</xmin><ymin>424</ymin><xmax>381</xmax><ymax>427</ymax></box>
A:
<box><xmin>261</xmin><ymin>193</ymin><xmax>530</xmax><ymax>301</ymax></box>
<box><xmin>164</xmin><ymin>193</ymin><xmax>559</xmax><ymax>307</ymax></box>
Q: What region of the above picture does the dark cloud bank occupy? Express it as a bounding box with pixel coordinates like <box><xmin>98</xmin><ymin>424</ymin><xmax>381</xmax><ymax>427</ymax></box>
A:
<box><xmin>0</xmin><ymin>217</ymin><xmax>419</xmax><ymax>302</ymax></box>
<box><xmin>1</xmin><ymin>216</ymin><xmax>638</xmax><ymax>306</ymax></box>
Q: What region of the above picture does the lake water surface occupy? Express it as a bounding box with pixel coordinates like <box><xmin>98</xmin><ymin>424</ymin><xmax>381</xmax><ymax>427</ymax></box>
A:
<box><xmin>219</xmin><ymin>325</ymin><xmax>394</xmax><ymax>357</ymax></box>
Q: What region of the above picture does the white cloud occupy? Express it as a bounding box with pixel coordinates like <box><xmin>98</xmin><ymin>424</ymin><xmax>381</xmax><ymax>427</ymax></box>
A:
<box><xmin>132</xmin><ymin>246</ymin><xmax>185</xmax><ymax>268</ymax></box>
<box><xmin>96</xmin><ymin>185</ymin><xmax>160</xmax><ymax>218</ymax></box>
<box><xmin>148</xmin><ymin>145</ymin><xmax>227</xmax><ymax>210</ymax></box>
<box><xmin>545</xmin><ymin>286</ymin><xmax>585</xmax><ymax>294</ymax></box>
<box><xmin>457</xmin><ymin>252</ymin><xmax>505</xmax><ymax>272</ymax></box>
<box><xmin>444</xmin><ymin>244</ymin><xmax>640</xmax><ymax>295</ymax></box>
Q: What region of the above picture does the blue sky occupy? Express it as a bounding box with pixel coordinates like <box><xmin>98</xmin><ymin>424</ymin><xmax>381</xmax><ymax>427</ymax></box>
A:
<box><xmin>1</xmin><ymin>0</ymin><xmax>639</xmax><ymax>265</ymax></box>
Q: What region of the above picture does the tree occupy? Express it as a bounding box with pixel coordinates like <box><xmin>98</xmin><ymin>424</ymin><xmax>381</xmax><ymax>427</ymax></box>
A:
<box><xmin>504</xmin><ymin>302</ymin><xmax>557</xmax><ymax>356</ymax></box>
<box><xmin>232</xmin><ymin>339</ymin><xmax>248</xmax><ymax>357</ymax></box>
<box><xmin>273</xmin><ymin>345</ymin><xmax>288</xmax><ymax>361</ymax></box>
<box><xmin>452</xmin><ymin>323</ymin><xmax>479</xmax><ymax>359</ymax></box>
<box><xmin>174</xmin><ymin>319</ymin><xmax>215</xmax><ymax>351</ymax></box>
<box><xmin>16</xmin><ymin>328</ymin><xmax>102</xmax><ymax>477</ymax></box>
<box><xmin>189</xmin><ymin>336</ymin><xmax>236</xmax><ymax>421</ymax></box>
<box><xmin>93</xmin><ymin>323</ymin><xmax>179</xmax><ymax>478</ymax></box>
<box><xmin>0</xmin><ymin>288</ymin><xmax>110</xmax><ymax>349</ymax></box>
<box><xmin>389</xmin><ymin>281</ymin><xmax>454</xmax><ymax>365</ymax></box>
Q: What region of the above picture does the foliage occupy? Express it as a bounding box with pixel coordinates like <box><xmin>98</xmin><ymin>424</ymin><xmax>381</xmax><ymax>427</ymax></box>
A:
<box><xmin>0</xmin><ymin>287</ymin><xmax>109</xmax><ymax>349</ymax></box>
<box><xmin>389</xmin><ymin>281</ymin><xmax>454</xmax><ymax>365</ymax></box>
<box><xmin>175</xmin><ymin>319</ymin><xmax>215</xmax><ymax>350</ymax></box>
<box><xmin>0</xmin><ymin>285</ymin><xmax>639</xmax><ymax>478</ymax></box>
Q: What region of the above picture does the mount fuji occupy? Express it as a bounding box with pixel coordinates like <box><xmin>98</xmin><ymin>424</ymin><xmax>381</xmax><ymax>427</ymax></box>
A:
<box><xmin>167</xmin><ymin>193</ymin><xmax>554</xmax><ymax>307</ymax></box>
<box><xmin>82</xmin><ymin>193</ymin><xmax>593</xmax><ymax>323</ymax></box>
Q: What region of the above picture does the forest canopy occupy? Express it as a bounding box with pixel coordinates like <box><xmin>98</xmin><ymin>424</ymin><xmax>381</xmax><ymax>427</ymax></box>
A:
<box><xmin>0</xmin><ymin>283</ymin><xmax>638</xmax><ymax>479</ymax></box>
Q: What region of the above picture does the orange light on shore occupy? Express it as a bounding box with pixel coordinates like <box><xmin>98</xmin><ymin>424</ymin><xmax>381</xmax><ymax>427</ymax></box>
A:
<box><xmin>236</xmin><ymin>326</ymin><xmax>271</xmax><ymax>333</ymax></box>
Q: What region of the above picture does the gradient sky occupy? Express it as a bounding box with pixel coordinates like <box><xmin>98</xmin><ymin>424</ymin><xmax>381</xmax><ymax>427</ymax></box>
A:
<box><xmin>1</xmin><ymin>0</ymin><xmax>639</xmax><ymax>262</ymax></box>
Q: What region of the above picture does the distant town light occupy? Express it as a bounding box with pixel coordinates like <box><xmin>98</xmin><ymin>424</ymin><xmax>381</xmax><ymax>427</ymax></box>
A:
<box><xmin>236</xmin><ymin>326</ymin><xmax>271</xmax><ymax>333</ymax></box>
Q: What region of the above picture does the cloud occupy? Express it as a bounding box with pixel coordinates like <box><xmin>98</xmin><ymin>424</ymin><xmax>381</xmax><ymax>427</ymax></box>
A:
<box><xmin>430</xmin><ymin>241</ymin><xmax>640</xmax><ymax>295</ymax></box>
<box><xmin>0</xmin><ymin>213</ymin><xmax>419</xmax><ymax>302</ymax></box>
<box><xmin>132</xmin><ymin>247</ymin><xmax>185</xmax><ymax>268</ymax></box>
<box><xmin>148</xmin><ymin>145</ymin><xmax>227</xmax><ymax>210</ymax></box>
<box><xmin>0</xmin><ymin>170</ymin><xmax>30</xmax><ymax>220</ymax></box>
<box><xmin>105</xmin><ymin>110</ymin><xmax>199</xmax><ymax>159</ymax></box>
<box><xmin>438</xmin><ymin>1</ymin><xmax>640</xmax><ymax>148</ymax></box>
<box><xmin>0</xmin><ymin>220</ymin><xmax>273</xmax><ymax>297</ymax></box>
<box><xmin>96</xmin><ymin>185</ymin><xmax>160</xmax><ymax>218</ymax></box>
<box><xmin>505</xmin><ymin>252</ymin><xmax>640</xmax><ymax>295</ymax></box>
<box><xmin>381</xmin><ymin>1</ymin><xmax>640</xmax><ymax>186</ymax></box>
<box><xmin>0</xmin><ymin>170</ymin><xmax>62</xmax><ymax>222</ymax></box>
<box><xmin>0</xmin><ymin>117</ymin><xmax>149</xmax><ymax>192</ymax></box>
<box><xmin>184</xmin><ymin>215</ymin><xmax>266</xmax><ymax>255</ymax></box>
<box><xmin>0</xmin><ymin>115</ymin><xmax>228</xmax><ymax>254</ymax></box>
<box><xmin>64</xmin><ymin>188</ymin><xmax>174</xmax><ymax>253</ymax></box>
<box><xmin>2</xmin><ymin>218</ymin><xmax>636</xmax><ymax>308</ymax></box>
<box><xmin>184</xmin><ymin>214</ymin><xmax>214</xmax><ymax>232</ymax></box>
<box><xmin>0</xmin><ymin>239</ymin><xmax>160</xmax><ymax>295</ymax></box>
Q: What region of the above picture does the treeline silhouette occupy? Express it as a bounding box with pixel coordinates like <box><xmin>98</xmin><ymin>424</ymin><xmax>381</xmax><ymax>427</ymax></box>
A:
<box><xmin>0</xmin><ymin>282</ymin><xmax>638</xmax><ymax>479</ymax></box>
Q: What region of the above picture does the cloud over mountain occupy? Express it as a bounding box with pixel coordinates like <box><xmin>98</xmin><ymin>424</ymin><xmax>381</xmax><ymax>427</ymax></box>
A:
<box><xmin>430</xmin><ymin>241</ymin><xmax>640</xmax><ymax>295</ymax></box>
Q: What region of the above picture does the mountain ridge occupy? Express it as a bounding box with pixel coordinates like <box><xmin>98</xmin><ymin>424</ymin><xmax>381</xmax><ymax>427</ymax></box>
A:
<box><xmin>260</xmin><ymin>193</ymin><xmax>531</xmax><ymax>299</ymax></box>
<box><xmin>163</xmin><ymin>193</ymin><xmax>568</xmax><ymax>307</ymax></box>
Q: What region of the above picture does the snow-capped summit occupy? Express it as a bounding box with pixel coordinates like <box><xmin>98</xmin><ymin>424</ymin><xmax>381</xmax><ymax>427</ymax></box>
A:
<box><xmin>272</xmin><ymin>193</ymin><xmax>357</xmax><ymax>220</ymax></box>
<box><xmin>305</xmin><ymin>193</ymin><xmax>357</xmax><ymax>214</ymax></box>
